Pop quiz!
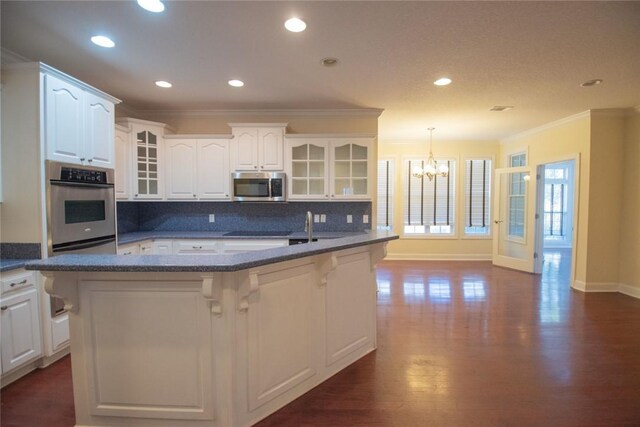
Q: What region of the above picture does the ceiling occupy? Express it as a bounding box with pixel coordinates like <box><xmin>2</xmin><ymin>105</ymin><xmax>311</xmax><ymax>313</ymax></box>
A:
<box><xmin>2</xmin><ymin>1</ymin><xmax>639</xmax><ymax>141</ymax></box>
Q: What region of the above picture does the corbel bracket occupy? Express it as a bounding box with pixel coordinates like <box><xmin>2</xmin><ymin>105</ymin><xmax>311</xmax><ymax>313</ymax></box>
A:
<box><xmin>43</xmin><ymin>272</ymin><xmax>79</xmax><ymax>314</ymax></box>
<box><xmin>238</xmin><ymin>271</ymin><xmax>259</xmax><ymax>312</ymax></box>
<box><xmin>370</xmin><ymin>243</ymin><xmax>388</xmax><ymax>272</ymax></box>
<box><xmin>316</xmin><ymin>253</ymin><xmax>338</xmax><ymax>286</ymax></box>
<box><xmin>201</xmin><ymin>273</ymin><xmax>223</xmax><ymax>316</ymax></box>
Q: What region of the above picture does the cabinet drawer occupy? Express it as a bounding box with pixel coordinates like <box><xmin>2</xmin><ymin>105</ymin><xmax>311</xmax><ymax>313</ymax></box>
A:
<box><xmin>117</xmin><ymin>243</ymin><xmax>140</xmax><ymax>256</ymax></box>
<box><xmin>51</xmin><ymin>313</ymin><xmax>70</xmax><ymax>351</ymax></box>
<box><xmin>221</xmin><ymin>239</ymin><xmax>288</xmax><ymax>254</ymax></box>
<box><xmin>1</xmin><ymin>270</ymin><xmax>36</xmax><ymax>295</ymax></box>
<box><xmin>172</xmin><ymin>240</ymin><xmax>219</xmax><ymax>255</ymax></box>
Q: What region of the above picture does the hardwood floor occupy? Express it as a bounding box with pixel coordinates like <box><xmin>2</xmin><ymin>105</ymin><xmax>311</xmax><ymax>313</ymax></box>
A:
<box><xmin>3</xmin><ymin>252</ymin><xmax>640</xmax><ymax>426</ymax></box>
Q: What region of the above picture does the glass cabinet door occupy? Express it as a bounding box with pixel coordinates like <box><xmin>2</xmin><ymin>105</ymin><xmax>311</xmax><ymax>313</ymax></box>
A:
<box><xmin>290</xmin><ymin>142</ymin><xmax>328</xmax><ymax>199</ymax></box>
<box><xmin>135</xmin><ymin>130</ymin><xmax>160</xmax><ymax>198</ymax></box>
<box><xmin>331</xmin><ymin>141</ymin><xmax>370</xmax><ymax>198</ymax></box>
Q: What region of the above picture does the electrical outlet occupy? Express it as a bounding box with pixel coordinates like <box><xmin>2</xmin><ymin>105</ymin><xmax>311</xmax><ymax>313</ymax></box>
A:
<box><xmin>314</xmin><ymin>214</ymin><xmax>320</xmax><ymax>223</ymax></box>
<box><xmin>209</xmin><ymin>214</ymin><xmax>215</xmax><ymax>223</ymax></box>
<box><xmin>347</xmin><ymin>214</ymin><xmax>353</xmax><ymax>223</ymax></box>
<box><xmin>320</xmin><ymin>214</ymin><xmax>326</xmax><ymax>223</ymax></box>
<box><xmin>363</xmin><ymin>214</ymin><xmax>369</xmax><ymax>224</ymax></box>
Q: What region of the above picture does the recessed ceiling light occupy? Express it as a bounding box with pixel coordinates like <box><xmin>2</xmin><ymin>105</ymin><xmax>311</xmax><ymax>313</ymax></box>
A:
<box><xmin>581</xmin><ymin>79</ymin><xmax>603</xmax><ymax>87</ymax></box>
<box><xmin>155</xmin><ymin>80</ymin><xmax>172</xmax><ymax>88</ymax></box>
<box><xmin>321</xmin><ymin>57</ymin><xmax>339</xmax><ymax>67</ymax></box>
<box><xmin>284</xmin><ymin>17</ymin><xmax>307</xmax><ymax>32</ymax></box>
<box><xmin>91</xmin><ymin>35</ymin><xmax>115</xmax><ymax>48</ymax></box>
<box><xmin>228</xmin><ymin>79</ymin><xmax>244</xmax><ymax>88</ymax></box>
<box><xmin>433</xmin><ymin>78</ymin><xmax>452</xmax><ymax>86</ymax></box>
<box><xmin>489</xmin><ymin>106</ymin><xmax>514</xmax><ymax>112</ymax></box>
<box><xmin>137</xmin><ymin>0</ymin><xmax>165</xmax><ymax>13</ymax></box>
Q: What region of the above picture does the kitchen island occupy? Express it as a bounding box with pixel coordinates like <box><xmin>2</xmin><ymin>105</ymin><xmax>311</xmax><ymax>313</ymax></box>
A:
<box><xmin>27</xmin><ymin>231</ymin><xmax>397</xmax><ymax>427</ymax></box>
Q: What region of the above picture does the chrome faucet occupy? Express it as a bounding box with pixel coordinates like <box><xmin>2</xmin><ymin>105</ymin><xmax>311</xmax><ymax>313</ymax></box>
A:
<box><xmin>304</xmin><ymin>211</ymin><xmax>313</xmax><ymax>243</ymax></box>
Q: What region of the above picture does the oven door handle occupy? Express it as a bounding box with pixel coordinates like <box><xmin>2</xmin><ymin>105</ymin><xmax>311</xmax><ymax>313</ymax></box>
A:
<box><xmin>50</xmin><ymin>180</ymin><xmax>114</xmax><ymax>189</ymax></box>
<box><xmin>52</xmin><ymin>236</ymin><xmax>116</xmax><ymax>253</ymax></box>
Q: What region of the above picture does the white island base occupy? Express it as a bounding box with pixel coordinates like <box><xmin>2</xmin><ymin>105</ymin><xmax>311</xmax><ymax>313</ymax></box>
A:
<box><xmin>43</xmin><ymin>243</ymin><xmax>387</xmax><ymax>426</ymax></box>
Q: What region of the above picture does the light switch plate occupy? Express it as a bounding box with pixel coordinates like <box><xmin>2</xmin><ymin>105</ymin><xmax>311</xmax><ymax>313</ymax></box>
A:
<box><xmin>347</xmin><ymin>214</ymin><xmax>353</xmax><ymax>223</ymax></box>
<box><xmin>320</xmin><ymin>214</ymin><xmax>326</xmax><ymax>223</ymax></box>
<box><xmin>209</xmin><ymin>214</ymin><xmax>215</xmax><ymax>223</ymax></box>
<box><xmin>363</xmin><ymin>214</ymin><xmax>369</xmax><ymax>224</ymax></box>
<box><xmin>314</xmin><ymin>214</ymin><xmax>320</xmax><ymax>223</ymax></box>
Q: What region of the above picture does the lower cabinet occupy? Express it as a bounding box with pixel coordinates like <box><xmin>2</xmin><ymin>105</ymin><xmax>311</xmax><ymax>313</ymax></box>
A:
<box><xmin>118</xmin><ymin>238</ymin><xmax>290</xmax><ymax>256</ymax></box>
<box><xmin>220</xmin><ymin>239</ymin><xmax>288</xmax><ymax>254</ymax></box>
<box><xmin>0</xmin><ymin>271</ymin><xmax>42</xmax><ymax>375</ymax></box>
<box><xmin>172</xmin><ymin>240</ymin><xmax>219</xmax><ymax>255</ymax></box>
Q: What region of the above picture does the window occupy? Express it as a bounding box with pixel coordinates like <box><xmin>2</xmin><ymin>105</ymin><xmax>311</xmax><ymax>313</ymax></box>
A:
<box><xmin>403</xmin><ymin>159</ymin><xmax>456</xmax><ymax>236</ymax></box>
<box><xmin>544</xmin><ymin>164</ymin><xmax>570</xmax><ymax>241</ymax></box>
<box><xmin>464</xmin><ymin>159</ymin><xmax>492</xmax><ymax>235</ymax></box>
<box><xmin>376</xmin><ymin>159</ymin><xmax>394</xmax><ymax>231</ymax></box>
<box><xmin>510</xmin><ymin>152</ymin><xmax>527</xmax><ymax>167</ymax></box>
<box><xmin>508</xmin><ymin>152</ymin><xmax>527</xmax><ymax>239</ymax></box>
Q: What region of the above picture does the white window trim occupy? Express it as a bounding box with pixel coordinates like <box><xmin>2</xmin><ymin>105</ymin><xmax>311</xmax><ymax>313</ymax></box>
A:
<box><xmin>506</xmin><ymin>148</ymin><xmax>529</xmax><ymax>167</ymax></box>
<box><xmin>376</xmin><ymin>157</ymin><xmax>396</xmax><ymax>232</ymax></box>
<box><xmin>401</xmin><ymin>155</ymin><xmax>458</xmax><ymax>239</ymax></box>
<box><xmin>460</xmin><ymin>155</ymin><xmax>494</xmax><ymax>240</ymax></box>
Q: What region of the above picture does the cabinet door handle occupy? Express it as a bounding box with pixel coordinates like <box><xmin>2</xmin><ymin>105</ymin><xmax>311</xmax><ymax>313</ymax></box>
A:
<box><xmin>80</xmin><ymin>157</ymin><xmax>86</xmax><ymax>162</ymax></box>
<box><xmin>87</xmin><ymin>158</ymin><xmax>93</xmax><ymax>162</ymax></box>
<box><xmin>10</xmin><ymin>279</ymin><xmax>28</xmax><ymax>287</ymax></box>
<box><xmin>254</xmin><ymin>165</ymin><xmax>258</xmax><ymax>169</ymax></box>
<box><xmin>193</xmin><ymin>194</ymin><xmax>197</xmax><ymax>198</ymax></box>
<box><xmin>1</xmin><ymin>306</ymin><xmax>8</xmax><ymax>311</ymax></box>
<box><xmin>192</xmin><ymin>246</ymin><xmax>202</xmax><ymax>249</ymax></box>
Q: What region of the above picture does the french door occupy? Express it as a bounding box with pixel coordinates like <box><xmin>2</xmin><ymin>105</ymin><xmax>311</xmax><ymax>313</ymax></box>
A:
<box><xmin>492</xmin><ymin>166</ymin><xmax>537</xmax><ymax>272</ymax></box>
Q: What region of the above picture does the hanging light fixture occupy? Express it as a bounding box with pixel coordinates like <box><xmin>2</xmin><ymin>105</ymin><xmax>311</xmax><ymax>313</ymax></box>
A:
<box><xmin>412</xmin><ymin>127</ymin><xmax>449</xmax><ymax>181</ymax></box>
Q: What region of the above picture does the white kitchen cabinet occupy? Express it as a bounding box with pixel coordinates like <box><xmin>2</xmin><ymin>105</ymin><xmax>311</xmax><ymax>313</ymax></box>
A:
<box><xmin>139</xmin><ymin>241</ymin><xmax>154</xmax><ymax>255</ymax></box>
<box><xmin>286</xmin><ymin>139</ymin><xmax>330</xmax><ymax>200</ymax></box>
<box><xmin>44</xmin><ymin>72</ymin><xmax>116</xmax><ymax>167</ymax></box>
<box><xmin>153</xmin><ymin>240</ymin><xmax>173</xmax><ymax>254</ymax></box>
<box><xmin>230</xmin><ymin>124</ymin><xmax>286</xmax><ymax>171</ymax></box>
<box><xmin>51</xmin><ymin>313</ymin><xmax>70</xmax><ymax>353</ymax></box>
<box><xmin>329</xmin><ymin>139</ymin><xmax>372</xmax><ymax>200</ymax></box>
<box><xmin>124</xmin><ymin>120</ymin><xmax>168</xmax><ymax>200</ymax></box>
<box><xmin>117</xmin><ymin>242</ymin><xmax>140</xmax><ymax>256</ymax></box>
<box><xmin>114</xmin><ymin>125</ymin><xmax>131</xmax><ymax>200</ymax></box>
<box><xmin>221</xmin><ymin>239</ymin><xmax>288</xmax><ymax>254</ymax></box>
<box><xmin>172</xmin><ymin>240</ymin><xmax>219</xmax><ymax>255</ymax></box>
<box><xmin>285</xmin><ymin>137</ymin><xmax>373</xmax><ymax>200</ymax></box>
<box><xmin>44</xmin><ymin>73</ymin><xmax>84</xmax><ymax>164</ymax></box>
<box><xmin>197</xmin><ymin>139</ymin><xmax>230</xmax><ymax>200</ymax></box>
<box><xmin>165</xmin><ymin>139</ymin><xmax>198</xmax><ymax>199</ymax></box>
<box><xmin>0</xmin><ymin>271</ymin><xmax>42</xmax><ymax>374</ymax></box>
<box><xmin>164</xmin><ymin>137</ymin><xmax>231</xmax><ymax>200</ymax></box>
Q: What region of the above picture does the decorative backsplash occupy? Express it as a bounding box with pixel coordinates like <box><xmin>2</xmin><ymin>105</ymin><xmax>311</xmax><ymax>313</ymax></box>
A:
<box><xmin>117</xmin><ymin>201</ymin><xmax>372</xmax><ymax>234</ymax></box>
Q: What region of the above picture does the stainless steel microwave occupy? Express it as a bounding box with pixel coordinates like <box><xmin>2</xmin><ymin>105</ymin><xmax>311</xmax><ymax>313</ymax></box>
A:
<box><xmin>232</xmin><ymin>172</ymin><xmax>286</xmax><ymax>202</ymax></box>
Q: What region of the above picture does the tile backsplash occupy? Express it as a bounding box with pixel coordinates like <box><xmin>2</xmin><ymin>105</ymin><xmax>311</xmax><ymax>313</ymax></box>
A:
<box><xmin>117</xmin><ymin>201</ymin><xmax>372</xmax><ymax>234</ymax></box>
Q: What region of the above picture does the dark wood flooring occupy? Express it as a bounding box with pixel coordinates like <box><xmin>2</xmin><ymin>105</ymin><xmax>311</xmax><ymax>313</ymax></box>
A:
<box><xmin>3</xmin><ymin>250</ymin><xmax>640</xmax><ymax>426</ymax></box>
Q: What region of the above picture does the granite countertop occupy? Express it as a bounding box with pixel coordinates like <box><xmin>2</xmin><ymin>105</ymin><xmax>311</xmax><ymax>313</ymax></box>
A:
<box><xmin>117</xmin><ymin>230</ymin><xmax>366</xmax><ymax>245</ymax></box>
<box><xmin>26</xmin><ymin>231</ymin><xmax>398</xmax><ymax>273</ymax></box>
<box><xmin>0</xmin><ymin>259</ymin><xmax>39</xmax><ymax>273</ymax></box>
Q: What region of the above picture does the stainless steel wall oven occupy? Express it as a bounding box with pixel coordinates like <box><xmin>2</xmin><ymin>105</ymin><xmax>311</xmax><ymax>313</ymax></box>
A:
<box><xmin>47</xmin><ymin>161</ymin><xmax>116</xmax><ymax>316</ymax></box>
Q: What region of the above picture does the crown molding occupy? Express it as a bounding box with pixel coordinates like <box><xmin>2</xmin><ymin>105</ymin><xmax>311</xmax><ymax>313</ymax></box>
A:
<box><xmin>135</xmin><ymin>108</ymin><xmax>384</xmax><ymax>118</ymax></box>
<box><xmin>115</xmin><ymin>102</ymin><xmax>140</xmax><ymax>118</ymax></box>
<box><xmin>591</xmin><ymin>108</ymin><xmax>634</xmax><ymax>118</ymax></box>
<box><xmin>285</xmin><ymin>133</ymin><xmax>376</xmax><ymax>139</ymax></box>
<box><xmin>0</xmin><ymin>48</ymin><xmax>31</xmax><ymax>65</ymax></box>
<box><xmin>501</xmin><ymin>110</ymin><xmax>591</xmax><ymax>144</ymax></box>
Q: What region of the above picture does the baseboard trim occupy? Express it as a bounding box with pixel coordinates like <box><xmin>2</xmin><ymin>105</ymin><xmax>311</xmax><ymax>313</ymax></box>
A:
<box><xmin>619</xmin><ymin>283</ymin><xmax>640</xmax><ymax>299</ymax></box>
<box><xmin>385</xmin><ymin>253</ymin><xmax>491</xmax><ymax>261</ymax></box>
<box><xmin>572</xmin><ymin>281</ymin><xmax>639</xmax><ymax>299</ymax></box>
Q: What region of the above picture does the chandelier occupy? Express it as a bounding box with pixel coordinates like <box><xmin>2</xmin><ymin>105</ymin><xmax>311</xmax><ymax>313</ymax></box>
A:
<box><xmin>412</xmin><ymin>127</ymin><xmax>449</xmax><ymax>181</ymax></box>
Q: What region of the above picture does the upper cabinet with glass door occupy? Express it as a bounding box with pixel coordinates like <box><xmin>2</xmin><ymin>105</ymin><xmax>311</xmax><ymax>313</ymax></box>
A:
<box><xmin>285</xmin><ymin>136</ymin><xmax>373</xmax><ymax>200</ymax></box>
<box><xmin>286</xmin><ymin>139</ymin><xmax>330</xmax><ymax>200</ymax></box>
<box><xmin>116</xmin><ymin>118</ymin><xmax>171</xmax><ymax>200</ymax></box>
<box><xmin>329</xmin><ymin>138</ymin><xmax>373</xmax><ymax>200</ymax></box>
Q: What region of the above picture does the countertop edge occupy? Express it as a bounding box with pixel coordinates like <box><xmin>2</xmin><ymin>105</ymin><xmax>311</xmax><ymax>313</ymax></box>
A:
<box><xmin>26</xmin><ymin>233</ymin><xmax>398</xmax><ymax>273</ymax></box>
